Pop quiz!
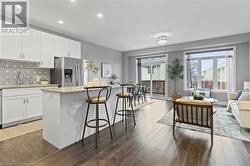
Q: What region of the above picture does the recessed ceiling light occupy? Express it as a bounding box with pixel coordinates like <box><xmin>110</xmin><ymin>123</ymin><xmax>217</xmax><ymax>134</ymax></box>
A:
<box><xmin>97</xmin><ymin>13</ymin><xmax>103</xmax><ymax>18</ymax></box>
<box><xmin>69</xmin><ymin>0</ymin><xmax>76</xmax><ymax>2</ymax></box>
<box><xmin>57</xmin><ymin>20</ymin><xmax>64</xmax><ymax>24</ymax></box>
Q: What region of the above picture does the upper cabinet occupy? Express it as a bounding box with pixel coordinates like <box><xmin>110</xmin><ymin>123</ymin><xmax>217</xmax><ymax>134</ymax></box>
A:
<box><xmin>0</xmin><ymin>28</ymin><xmax>81</xmax><ymax>66</ymax></box>
<box><xmin>22</xmin><ymin>29</ymin><xmax>41</xmax><ymax>62</ymax></box>
<box><xmin>1</xmin><ymin>34</ymin><xmax>23</xmax><ymax>60</ymax></box>
<box><xmin>40</xmin><ymin>32</ymin><xmax>55</xmax><ymax>68</ymax></box>
<box><xmin>55</xmin><ymin>36</ymin><xmax>81</xmax><ymax>59</ymax></box>
<box><xmin>55</xmin><ymin>36</ymin><xmax>68</xmax><ymax>58</ymax></box>
<box><xmin>68</xmin><ymin>39</ymin><xmax>81</xmax><ymax>59</ymax></box>
<box><xmin>0</xmin><ymin>29</ymin><xmax>40</xmax><ymax>62</ymax></box>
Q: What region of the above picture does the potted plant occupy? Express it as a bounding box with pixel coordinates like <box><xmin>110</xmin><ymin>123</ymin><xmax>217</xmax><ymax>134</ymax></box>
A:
<box><xmin>192</xmin><ymin>91</ymin><xmax>204</xmax><ymax>100</ymax></box>
<box><xmin>85</xmin><ymin>61</ymin><xmax>100</xmax><ymax>86</ymax></box>
<box><xmin>168</xmin><ymin>58</ymin><xmax>184</xmax><ymax>100</ymax></box>
<box><xmin>109</xmin><ymin>74</ymin><xmax>118</xmax><ymax>84</ymax></box>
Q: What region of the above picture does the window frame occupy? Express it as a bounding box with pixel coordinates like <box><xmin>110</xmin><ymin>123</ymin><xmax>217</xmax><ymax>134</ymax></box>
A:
<box><xmin>183</xmin><ymin>46</ymin><xmax>236</xmax><ymax>92</ymax></box>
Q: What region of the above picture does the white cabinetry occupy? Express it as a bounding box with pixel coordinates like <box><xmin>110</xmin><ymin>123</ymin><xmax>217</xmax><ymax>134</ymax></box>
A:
<box><xmin>1</xmin><ymin>34</ymin><xmax>23</xmax><ymax>60</ymax></box>
<box><xmin>68</xmin><ymin>39</ymin><xmax>81</xmax><ymax>59</ymax></box>
<box><xmin>0</xmin><ymin>28</ymin><xmax>81</xmax><ymax>64</ymax></box>
<box><xmin>26</xmin><ymin>95</ymin><xmax>43</xmax><ymax>119</ymax></box>
<box><xmin>3</xmin><ymin>97</ymin><xmax>26</xmax><ymax>124</ymax></box>
<box><xmin>22</xmin><ymin>29</ymin><xmax>41</xmax><ymax>62</ymax></box>
<box><xmin>0</xmin><ymin>29</ymin><xmax>40</xmax><ymax>62</ymax></box>
<box><xmin>2</xmin><ymin>88</ymin><xmax>43</xmax><ymax>127</ymax></box>
<box><xmin>55</xmin><ymin>36</ymin><xmax>68</xmax><ymax>57</ymax></box>
<box><xmin>55</xmin><ymin>36</ymin><xmax>81</xmax><ymax>59</ymax></box>
<box><xmin>40</xmin><ymin>32</ymin><xmax>55</xmax><ymax>68</ymax></box>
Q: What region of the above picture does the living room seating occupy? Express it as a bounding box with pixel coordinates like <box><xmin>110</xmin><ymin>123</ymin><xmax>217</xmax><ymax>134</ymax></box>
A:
<box><xmin>173</xmin><ymin>99</ymin><xmax>214</xmax><ymax>145</ymax></box>
<box><xmin>227</xmin><ymin>91</ymin><xmax>250</xmax><ymax>128</ymax></box>
<box><xmin>227</xmin><ymin>81</ymin><xmax>250</xmax><ymax>128</ymax></box>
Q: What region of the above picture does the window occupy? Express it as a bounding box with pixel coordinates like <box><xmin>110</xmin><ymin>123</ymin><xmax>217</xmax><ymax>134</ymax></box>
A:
<box><xmin>217</xmin><ymin>58</ymin><xmax>228</xmax><ymax>90</ymax></box>
<box><xmin>201</xmin><ymin>59</ymin><xmax>213</xmax><ymax>89</ymax></box>
<box><xmin>184</xmin><ymin>48</ymin><xmax>234</xmax><ymax>91</ymax></box>
<box><xmin>186</xmin><ymin>60</ymin><xmax>198</xmax><ymax>89</ymax></box>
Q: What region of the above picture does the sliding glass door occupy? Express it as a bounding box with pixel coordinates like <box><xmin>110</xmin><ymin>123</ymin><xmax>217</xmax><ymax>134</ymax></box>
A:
<box><xmin>139</xmin><ymin>56</ymin><xmax>167</xmax><ymax>99</ymax></box>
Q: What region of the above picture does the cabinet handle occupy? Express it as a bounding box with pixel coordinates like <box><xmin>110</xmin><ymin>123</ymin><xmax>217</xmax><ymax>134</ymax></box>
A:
<box><xmin>26</xmin><ymin>98</ymin><xmax>29</xmax><ymax>103</ymax></box>
<box><xmin>24</xmin><ymin>99</ymin><xmax>26</xmax><ymax>103</ymax></box>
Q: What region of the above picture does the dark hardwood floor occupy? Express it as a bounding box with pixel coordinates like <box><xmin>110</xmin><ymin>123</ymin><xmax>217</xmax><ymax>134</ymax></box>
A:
<box><xmin>0</xmin><ymin>129</ymin><xmax>58</xmax><ymax>165</ymax></box>
<box><xmin>1</xmin><ymin>100</ymin><xmax>250</xmax><ymax>166</ymax></box>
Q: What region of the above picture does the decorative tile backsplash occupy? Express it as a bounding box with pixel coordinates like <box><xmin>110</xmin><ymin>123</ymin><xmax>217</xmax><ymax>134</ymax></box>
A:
<box><xmin>0</xmin><ymin>60</ymin><xmax>50</xmax><ymax>85</ymax></box>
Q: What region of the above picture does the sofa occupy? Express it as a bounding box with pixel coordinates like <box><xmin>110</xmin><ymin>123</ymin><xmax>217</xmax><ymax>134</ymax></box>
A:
<box><xmin>227</xmin><ymin>91</ymin><xmax>250</xmax><ymax>128</ymax></box>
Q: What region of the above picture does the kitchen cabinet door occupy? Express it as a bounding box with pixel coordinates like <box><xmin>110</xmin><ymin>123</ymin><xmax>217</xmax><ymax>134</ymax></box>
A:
<box><xmin>68</xmin><ymin>39</ymin><xmax>81</xmax><ymax>59</ymax></box>
<box><xmin>1</xmin><ymin>34</ymin><xmax>22</xmax><ymax>60</ymax></box>
<box><xmin>2</xmin><ymin>97</ymin><xmax>25</xmax><ymax>124</ymax></box>
<box><xmin>22</xmin><ymin>29</ymin><xmax>41</xmax><ymax>62</ymax></box>
<box><xmin>40</xmin><ymin>32</ymin><xmax>55</xmax><ymax>68</ymax></box>
<box><xmin>55</xmin><ymin>36</ymin><xmax>68</xmax><ymax>57</ymax></box>
<box><xmin>26</xmin><ymin>95</ymin><xmax>43</xmax><ymax>119</ymax></box>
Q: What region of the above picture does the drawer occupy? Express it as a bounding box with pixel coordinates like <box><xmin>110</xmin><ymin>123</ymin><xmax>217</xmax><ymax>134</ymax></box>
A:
<box><xmin>2</xmin><ymin>88</ymin><xmax>42</xmax><ymax>97</ymax></box>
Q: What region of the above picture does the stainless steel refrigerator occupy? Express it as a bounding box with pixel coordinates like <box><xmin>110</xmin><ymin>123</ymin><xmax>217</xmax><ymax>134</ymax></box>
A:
<box><xmin>51</xmin><ymin>57</ymin><xmax>85</xmax><ymax>87</ymax></box>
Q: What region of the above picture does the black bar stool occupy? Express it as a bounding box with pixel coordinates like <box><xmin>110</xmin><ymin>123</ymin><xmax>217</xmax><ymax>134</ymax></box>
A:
<box><xmin>113</xmin><ymin>83</ymin><xmax>136</xmax><ymax>130</ymax></box>
<box><xmin>81</xmin><ymin>86</ymin><xmax>113</xmax><ymax>148</ymax></box>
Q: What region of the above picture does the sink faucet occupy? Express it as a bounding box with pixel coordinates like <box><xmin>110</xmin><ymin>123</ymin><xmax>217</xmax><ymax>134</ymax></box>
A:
<box><xmin>17</xmin><ymin>71</ymin><xmax>24</xmax><ymax>84</ymax></box>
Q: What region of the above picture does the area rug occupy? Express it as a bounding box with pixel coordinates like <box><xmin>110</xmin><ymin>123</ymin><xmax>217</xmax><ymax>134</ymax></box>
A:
<box><xmin>0</xmin><ymin>120</ymin><xmax>42</xmax><ymax>142</ymax></box>
<box><xmin>157</xmin><ymin>107</ymin><xmax>250</xmax><ymax>142</ymax></box>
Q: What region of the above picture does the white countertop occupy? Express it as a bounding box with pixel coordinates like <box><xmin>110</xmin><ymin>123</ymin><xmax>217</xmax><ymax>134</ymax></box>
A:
<box><xmin>41</xmin><ymin>85</ymin><xmax>122</xmax><ymax>93</ymax></box>
<box><xmin>0</xmin><ymin>84</ymin><xmax>59</xmax><ymax>90</ymax></box>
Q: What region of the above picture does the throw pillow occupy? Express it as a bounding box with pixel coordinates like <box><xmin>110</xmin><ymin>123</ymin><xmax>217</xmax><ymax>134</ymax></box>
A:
<box><xmin>232</xmin><ymin>90</ymin><xmax>243</xmax><ymax>100</ymax></box>
<box><xmin>238</xmin><ymin>89</ymin><xmax>250</xmax><ymax>101</ymax></box>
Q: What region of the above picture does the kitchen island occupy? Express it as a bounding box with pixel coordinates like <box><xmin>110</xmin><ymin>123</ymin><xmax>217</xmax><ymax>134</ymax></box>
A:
<box><xmin>41</xmin><ymin>86</ymin><xmax>122</xmax><ymax>149</ymax></box>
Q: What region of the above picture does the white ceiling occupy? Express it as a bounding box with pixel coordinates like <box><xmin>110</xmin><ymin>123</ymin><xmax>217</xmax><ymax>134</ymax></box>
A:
<box><xmin>30</xmin><ymin>0</ymin><xmax>250</xmax><ymax>52</ymax></box>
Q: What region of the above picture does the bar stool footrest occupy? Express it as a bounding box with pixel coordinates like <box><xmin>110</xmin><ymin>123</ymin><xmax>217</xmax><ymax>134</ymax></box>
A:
<box><xmin>86</xmin><ymin>119</ymin><xmax>109</xmax><ymax>128</ymax></box>
<box><xmin>116</xmin><ymin>110</ymin><xmax>134</xmax><ymax>116</ymax></box>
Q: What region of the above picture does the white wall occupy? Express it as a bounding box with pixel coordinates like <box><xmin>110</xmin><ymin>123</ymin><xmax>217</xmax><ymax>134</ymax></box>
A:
<box><xmin>235</xmin><ymin>42</ymin><xmax>250</xmax><ymax>88</ymax></box>
<box><xmin>82</xmin><ymin>41</ymin><xmax>122</xmax><ymax>85</ymax></box>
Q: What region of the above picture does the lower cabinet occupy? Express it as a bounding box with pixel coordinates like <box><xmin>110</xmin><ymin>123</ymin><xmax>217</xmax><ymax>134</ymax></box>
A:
<box><xmin>26</xmin><ymin>95</ymin><xmax>43</xmax><ymax>119</ymax></box>
<box><xmin>2</xmin><ymin>88</ymin><xmax>43</xmax><ymax>127</ymax></box>
<box><xmin>3</xmin><ymin>97</ymin><xmax>26</xmax><ymax>124</ymax></box>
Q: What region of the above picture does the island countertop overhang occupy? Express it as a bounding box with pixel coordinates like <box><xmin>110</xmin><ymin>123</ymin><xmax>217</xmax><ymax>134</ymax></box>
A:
<box><xmin>41</xmin><ymin>85</ymin><xmax>122</xmax><ymax>93</ymax></box>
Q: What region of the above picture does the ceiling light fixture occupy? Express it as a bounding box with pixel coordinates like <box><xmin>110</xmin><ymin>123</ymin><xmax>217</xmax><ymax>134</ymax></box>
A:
<box><xmin>153</xmin><ymin>32</ymin><xmax>169</xmax><ymax>45</ymax></box>
<box><xmin>157</xmin><ymin>35</ymin><xmax>168</xmax><ymax>45</ymax></box>
<box><xmin>97</xmin><ymin>13</ymin><xmax>103</xmax><ymax>18</ymax></box>
<box><xmin>69</xmin><ymin>0</ymin><xmax>76</xmax><ymax>2</ymax></box>
<box><xmin>57</xmin><ymin>20</ymin><xmax>64</xmax><ymax>24</ymax></box>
